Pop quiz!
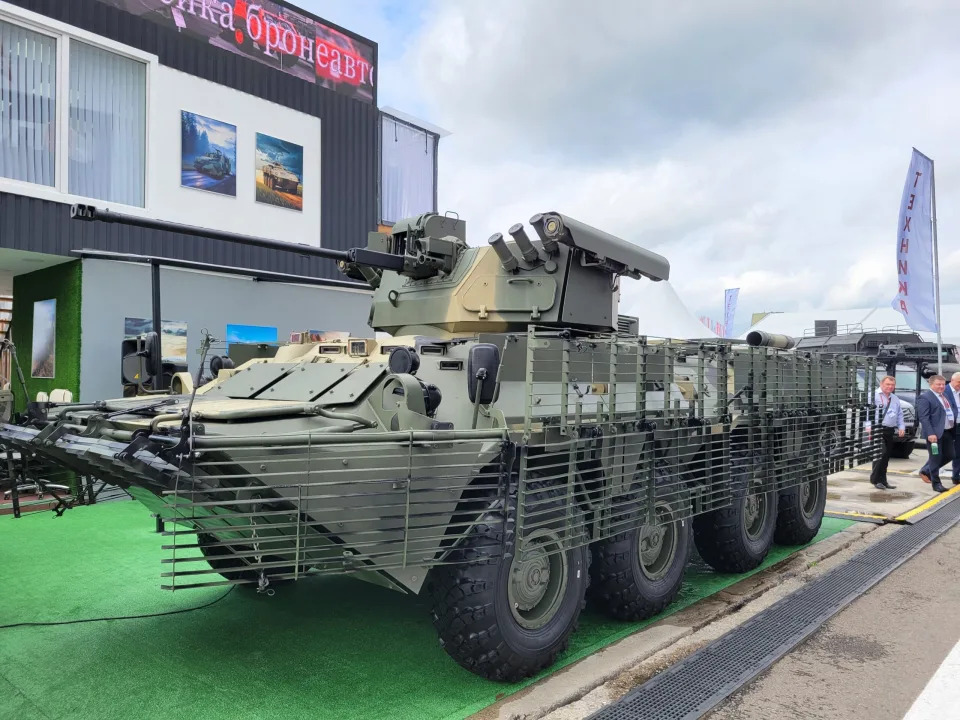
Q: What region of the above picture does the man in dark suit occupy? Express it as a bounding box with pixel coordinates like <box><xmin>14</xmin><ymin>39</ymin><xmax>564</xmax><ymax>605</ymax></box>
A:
<box><xmin>948</xmin><ymin>372</ymin><xmax>960</xmax><ymax>485</ymax></box>
<box><xmin>917</xmin><ymin>374</ymin><xmax>957</xmax><ymax>493</ymax></box>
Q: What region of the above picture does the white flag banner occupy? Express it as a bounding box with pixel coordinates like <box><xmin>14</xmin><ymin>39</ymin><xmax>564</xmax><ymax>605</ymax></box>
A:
<box><xmin>723</xmin><ymin>288</ymin><xmax>739</xmax><ymax>338</ymax></box>
<box><xmin>891</xmin><ymin>149</ymin><xmax>937</xmax><ymax>332</ymax></box>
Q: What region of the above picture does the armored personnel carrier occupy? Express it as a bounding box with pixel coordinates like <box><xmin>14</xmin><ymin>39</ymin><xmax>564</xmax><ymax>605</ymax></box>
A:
<box><xmin>0</xmin><ymin>206</ymin><xmax>873</xmax><ymax>681</ymax></box>
<box><xmin>261</xmin><ymin>162</ymin><xmax>300</xmax><ymax>193</ymax></box>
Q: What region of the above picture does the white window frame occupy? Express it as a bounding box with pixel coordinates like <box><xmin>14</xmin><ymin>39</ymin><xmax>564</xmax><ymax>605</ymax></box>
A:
<box><xmin>0</xmin><ymin>1</ymin><xmax>157</xmax><ymax>211</ymax></box>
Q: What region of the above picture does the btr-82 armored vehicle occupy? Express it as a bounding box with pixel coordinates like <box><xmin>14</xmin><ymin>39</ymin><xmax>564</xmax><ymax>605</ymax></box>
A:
<box><xmin>0</xmin><ymin>205</ymin><xmax>873</xmax><ymax>681</ymax></box>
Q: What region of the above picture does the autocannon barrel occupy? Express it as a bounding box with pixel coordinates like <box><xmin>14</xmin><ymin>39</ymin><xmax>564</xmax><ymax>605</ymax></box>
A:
<box><xmin>69</xmin><ymin>204</ymin><xmax>405</xmax><ymax>272</ymax></box>
<box><xmin>746</xmin><ymin>331</ymin><xmax>797</xmax><ymax>349</ymax></box>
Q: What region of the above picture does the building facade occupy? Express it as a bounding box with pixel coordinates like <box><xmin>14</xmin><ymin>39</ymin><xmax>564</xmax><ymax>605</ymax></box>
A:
<box><xmin>0</xmin><ymin>0</ymin><xmax>441</xmax><ymax>405</ymax></box>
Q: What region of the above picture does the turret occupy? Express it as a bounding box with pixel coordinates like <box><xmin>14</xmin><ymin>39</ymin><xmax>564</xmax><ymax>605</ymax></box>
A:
<box><xmin>366</xmin><ymin>211</ymin><xmax>669</xmax><ymax>336</ymax></box>
<box><xmin>70</xmin><ymin>205</ymin><xmax>670</xmax><ymax>338</ymax></box>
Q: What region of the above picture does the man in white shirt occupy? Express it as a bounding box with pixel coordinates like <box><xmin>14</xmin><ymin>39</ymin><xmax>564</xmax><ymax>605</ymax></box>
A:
<box><xmin>870</xmin><ymin>376</ymin><xmax>905</xmax><ymax>490</ymax></box>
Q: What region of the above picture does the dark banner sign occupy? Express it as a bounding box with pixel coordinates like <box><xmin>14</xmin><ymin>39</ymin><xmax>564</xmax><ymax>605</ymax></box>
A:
<box><xmin>100</xmin><ymin>0</ymin><xmax>376</xmax><ymax>103</ymax></box>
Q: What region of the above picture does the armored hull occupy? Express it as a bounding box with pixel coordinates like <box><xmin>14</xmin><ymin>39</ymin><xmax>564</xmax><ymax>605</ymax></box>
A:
<box><xmin>0</xmin><ymin>207</ymin><xmax>876</xmax><ymax>682</ymax></box>
<box><xmin>262</xmin><ymin>163</ymin><xmax>300</xmax><ymax>192</ymax></box>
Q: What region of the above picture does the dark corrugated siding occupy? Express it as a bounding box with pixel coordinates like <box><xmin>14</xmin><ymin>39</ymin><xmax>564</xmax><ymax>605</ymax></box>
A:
<box><xmin>1</xmin><ymin>0</ymin><xmax>379</xmax><ymax>280</ymax></box>
<box><xmin>0</xmin><ymin>192</ymin><xmax>352</xmax><ymax>281</ymax></box>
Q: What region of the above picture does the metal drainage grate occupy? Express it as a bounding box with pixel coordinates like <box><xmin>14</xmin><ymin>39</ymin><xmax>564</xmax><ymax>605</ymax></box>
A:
<box><xmin>588</xmin><ymin>495</ymin><xmax>960</xmax><ymax>720</ymax></box>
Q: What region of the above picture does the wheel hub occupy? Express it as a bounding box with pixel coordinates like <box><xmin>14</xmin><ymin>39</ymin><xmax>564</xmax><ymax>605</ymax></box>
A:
<box><xmin>744</xmin><ymin>488</ymin><xmax>766</xmax><ymax>539</ymax></box>
<box><xmin>801</xmin><ymin>479</ymin><xmax>820</xmax><ymax>516</ymax></box>
<box><xmin>637</xmin><ymin>504</ymin><xmax>679</xmax><ymax>581</ymax></box>
<box><xmin>508</xmin><ymin>531</ymin><xmax>568</xmax><ymax>629</ymax></box>
<box><xmin>639</xmin><ymin>527</ymin><xmax>664</xmax><ymax>564</ymax></box>
<box><xmin>510</xmin><ymin>547</ymin><xmax>551</xmax><ymax>612</ymax></box>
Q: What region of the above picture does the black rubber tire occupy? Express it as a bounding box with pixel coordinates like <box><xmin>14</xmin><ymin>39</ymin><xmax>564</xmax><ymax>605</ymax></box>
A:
<box><xmin>588</xmin><ymin>501</ymin><xmax>692</xmax><ymax>621</ymax></box>
<box><xmin>693</xmin><ymin>464</ymin><xmax>778</xmax><ymax>574</ymax></box>
<box><xmin>889</xmin><ymin>442</ymin><xmax>913</xmax><ymax>459</ymax></box>
<box><xmin>774</xmin><ymin>476</ymin><xmax>827</xmax><ymax>545</ymax></box>
<box><xmin>426</xmin><ymin>481</ymin><xmax>589</xmax><ymax>682</ymax></box>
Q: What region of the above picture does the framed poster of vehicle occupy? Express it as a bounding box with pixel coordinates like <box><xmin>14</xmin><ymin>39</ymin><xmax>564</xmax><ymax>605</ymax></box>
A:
<box><xmin>181</xmin><ymin>111</ymin><xmax>237</xmax><ymax>197</ymax></box>
<box><xmin>255</xmin><ymin>133</ymin><xmax>304</xmax><ymax>211</ymax></box>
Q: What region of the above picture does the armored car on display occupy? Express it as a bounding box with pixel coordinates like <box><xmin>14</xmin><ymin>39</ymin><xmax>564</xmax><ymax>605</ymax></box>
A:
<box><xmin>0</xmin><ymin>206</ymin><xmax>873</xmax><ymax>681</ymax></box>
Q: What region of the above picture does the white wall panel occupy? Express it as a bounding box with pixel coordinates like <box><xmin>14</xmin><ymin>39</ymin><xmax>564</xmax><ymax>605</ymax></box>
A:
<box><xmin>150</xmin><ymin>66</ymin><xmax>322</xmax><ymax>247</ymax></box>
<box><xmin>79</xmin><ymin>259</ymin><xmax>371</xmax><ymax>401</ymax></box>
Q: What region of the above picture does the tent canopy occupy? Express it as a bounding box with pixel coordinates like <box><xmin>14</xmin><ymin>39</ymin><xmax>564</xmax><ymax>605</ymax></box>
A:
<box><xmin>621</xmin><ymin>280</ymin><xmax>719</xmax><ymax>340</ymax></box>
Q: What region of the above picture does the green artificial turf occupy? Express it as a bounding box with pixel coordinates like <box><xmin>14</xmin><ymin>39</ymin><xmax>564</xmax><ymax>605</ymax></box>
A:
<box><xmin>0</xmin><ymin>501</ymin><xmax>852</xmax><ymax>720</ymax></box>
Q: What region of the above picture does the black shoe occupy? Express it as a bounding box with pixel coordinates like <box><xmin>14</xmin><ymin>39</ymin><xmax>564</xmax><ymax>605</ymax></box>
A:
<box><xmin>873</xmin><ymin>482</ymin><xmax>886</xmax><ymax>490</ymax></box>
<box><xmin>933</xmin><ymin>482</ymin><xmax>948</xmax><ymax>493</ymax></box>
<box><xmin>953</xmin><ymin>477</ymin><xmax>960</xmax><ymax>486</ymax></box>
<box><xmin>883</xmin><ymin>482</ymin><xmax>897</xmax><ymax>490</ymax></box>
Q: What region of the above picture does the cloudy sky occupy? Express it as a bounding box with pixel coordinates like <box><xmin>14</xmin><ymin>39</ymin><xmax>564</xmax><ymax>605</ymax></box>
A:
<box><xmin>304</xmin><ymin>0</ymin><xmax>960</xmax><ymax>333</ymax></box>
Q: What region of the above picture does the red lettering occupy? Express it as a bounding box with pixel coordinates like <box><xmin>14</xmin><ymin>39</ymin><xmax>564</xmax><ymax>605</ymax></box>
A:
<box><xmin>914</xmin><ymin>171</ymin><xmax>922</xmax><ymax>188</ymax></box>
<box><xmin>264</xmin><ymin>19</ymin><xmax>281</xmax><ymax>54</ymax></box>
<box><xmin>282</xmin><ymin>27</ymin><xmax>297</xmax><ymax>54</ymax></box>
<box><xmin>246</xmin><ymin>6</ymin><xmax>263</xmax><ymax>42</ymax></box>
<box><xmin>900</xmin><ymin>299</ymin><xmax>909</xmax><ymax>313</ymax></box>
<box><xmin>903</xmin><ymin>216</ymin><xmax>912</xmax><ymax>232</ymax></box>
<box><xmin>900</xmin><ymin>237</ymin><xmax>909</xmax><ymax>253</ymax></box>
<box><xmin>218</xmin><ymin>1</ymin><xmax>235</xmax><ymax>31</ymax></box>
<box><xmin>198</xmin><ymin>0</ymin><xmax>220</xmax><ymax>23</ymax></box>
<box><xmin>907</xmin><ymin>193</ymin><xmax>916</xmax><ymax>210</ymax></box>
<box><xmin>899</xmin><ymin>260</ymin><xmax>908</xmax><ymax>274</ymax></box>
<box><xmin>899</xmin><ymin>280</ymin><xmax>908</xmax><ymax>295</ymax></box>
<box><xmin>299</xmin><ymin>36</ymin><xmax>314</xmax><ymax>62</ymax></box>
<box><xmin>358</xmin><ymin>60</ymin><xmax>371</xmax><ymax>85</ymax></box>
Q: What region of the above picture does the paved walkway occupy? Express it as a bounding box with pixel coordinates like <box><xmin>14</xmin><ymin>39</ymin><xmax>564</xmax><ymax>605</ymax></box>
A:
<box><xmin>707</xmin><ymin>523</ymin><xmax>960</xmax><ymax>719</ymax></box>
<box><xmin>826</xmin><ymin>452</ymin><xmax>952</xmax><ymax>521</ymax></box>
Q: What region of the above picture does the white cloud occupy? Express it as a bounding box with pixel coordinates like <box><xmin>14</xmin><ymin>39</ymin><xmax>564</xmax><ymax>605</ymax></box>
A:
<box><xmin>313</xmin><ymin>0</ymin><xmax>960</xmax><ymax>330</ymax></box>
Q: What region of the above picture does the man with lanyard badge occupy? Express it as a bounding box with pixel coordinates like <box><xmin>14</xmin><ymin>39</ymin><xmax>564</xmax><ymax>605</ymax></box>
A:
<box><xmin>917</xmin><ymin>374</ymin><xmax>957</xmax><ymax>493</ymax></box>
<box><xmin>870</xmin><ymin>376</ymin><xmax>904</xmax><ymax>490</ymax></box>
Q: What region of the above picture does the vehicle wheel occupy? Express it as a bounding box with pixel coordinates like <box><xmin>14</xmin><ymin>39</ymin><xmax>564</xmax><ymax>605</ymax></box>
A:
<box><xmin>693</xmin><ymin>457</ymin><xmax>778</xmax><ymax>573</ymax></box>
<box><xmin>774</xmin><ymin>476</ymin><xmax>827</xmax><ymax>545</ymax></box>
<box><xmin>426</xmin><ymin>480</ymin><xmax>589</xmax><ymax>682</ymax></box>
<box><xmin>588</xmin><ymin>498</ymin><xmax>692</xmax><ymax>621</ymax></box>
<box><xmin>889</xmin><ymin>442</ymin><xmax>913</xmax><ymax>459</ymax></box>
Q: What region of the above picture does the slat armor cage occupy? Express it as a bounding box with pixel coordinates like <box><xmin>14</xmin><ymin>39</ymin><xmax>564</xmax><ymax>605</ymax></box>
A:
<box><xmin>155</xmin><ymin>331</ymin><xmax>877</xmax><ymax>590</ymax></box>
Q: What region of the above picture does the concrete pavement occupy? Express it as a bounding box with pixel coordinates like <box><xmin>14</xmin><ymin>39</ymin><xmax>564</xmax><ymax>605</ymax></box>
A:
<box><xmin>826</xmin><ymin>452</ymin><xmax>955</xmax><ymax>522</ymax></box>
<box><xmin>707</xmin><ymin>523</ymin><xmax>960</xmax><ymax>720</ymax></box>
